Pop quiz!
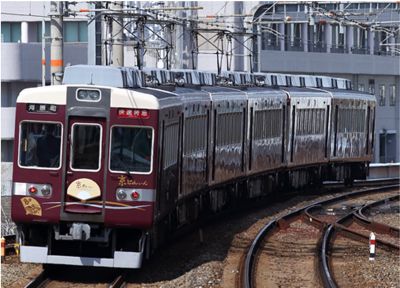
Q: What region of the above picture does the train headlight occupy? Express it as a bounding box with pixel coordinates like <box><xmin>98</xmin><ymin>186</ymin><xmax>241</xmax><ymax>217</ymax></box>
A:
<box><xmin>77</xmin><ymin>89</ymin><xmax>101</xmax><ymax>102</ymax></box>
<box><xmin>41</xmin><ymin>185</ymin><xmax>51</xmax><ymax>196</ymax></box>
<box><xmin>116</xmin><ymin>189</ymin><xmax>127</xmax><ymax>200</ymax></box>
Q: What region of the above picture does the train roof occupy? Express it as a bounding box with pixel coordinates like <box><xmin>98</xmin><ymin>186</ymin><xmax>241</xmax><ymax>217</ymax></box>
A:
<box><xmin>200</xmin><ymin>86</ymin><xmax>246</xmax><ymax>94</ymax></box>
<box><xmin>319</xmin><ymin>88</ymin><xmax>376</xmax><ymax>101</ymax></box>
<box><xmin>63</xmin><ymin>65</ymin><xmax>355</xmax><ymax>93</ymax></box>
<box><xmin>235</xmin><ymin>86</ymin><xmax>287</xmax><ymax>98</ymax></box>
<box><xmin>63</xmin><ymin>65</ymin><xmax>142</xmax><ymax>88</ymax></box>
<box><xmin>17</xmin><ymin>85</ymin><xmax>68</xmax><ymax>105</ymax></box>
<box><xmin>281</xmin><ymin>87</ymin><xmax>331</xmax><ymax>98</ymax></box>
<box><xmin>16</xmin><ymin>84</ymin><xmax>182</xmax><ymax>110</ymax></box>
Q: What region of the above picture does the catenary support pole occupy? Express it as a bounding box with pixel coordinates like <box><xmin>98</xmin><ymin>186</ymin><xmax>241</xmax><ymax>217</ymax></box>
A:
<box><xmin>111</xmin><ymin>1</ymin><xmax>124</xmax><ymax>66</ymax></box>
<box><xmin>50</xmin><ymin>1</ymin><xmax>63</xmax><ymax>85</ymax></box>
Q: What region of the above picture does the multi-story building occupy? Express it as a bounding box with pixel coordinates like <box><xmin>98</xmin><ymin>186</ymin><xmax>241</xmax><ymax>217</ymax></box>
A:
<box><xmin>1</xmin><ymin>1</ymin><xmax>88</xmax><ymax>193</ymax></box>
<box><xmin>196</xmin><ymin>1</ymin><xmax>400</xmax><ymax>163</ymax></box>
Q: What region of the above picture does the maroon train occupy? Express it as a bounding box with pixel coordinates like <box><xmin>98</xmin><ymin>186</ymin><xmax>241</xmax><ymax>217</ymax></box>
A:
<box><xmin>11</xmin><ymin>65</ymin><xmax>375</xmax><ymax>268</ymax></box>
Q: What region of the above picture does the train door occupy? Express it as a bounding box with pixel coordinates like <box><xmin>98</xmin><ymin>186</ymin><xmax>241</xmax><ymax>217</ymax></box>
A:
<box><xmin>64</xmin><ymin>117</ymin><xmax>106</xmax><ymax>213</ymax></box>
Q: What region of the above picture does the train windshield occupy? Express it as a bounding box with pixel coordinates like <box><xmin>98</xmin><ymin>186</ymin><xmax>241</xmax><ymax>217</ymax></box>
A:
<box><xmin>110</xmin><ymin>126</ymin><xmax>153</xmax><ymax>173</ymax></box>
<box><xmin>71</xmin><ymin>124</ymin><xmax>102</xmax><ymax>171</ymax></box>
<box><xmin>18</xmin><ymin>122</ymin><xmax>62</xmax><ymax>169</ymax></box>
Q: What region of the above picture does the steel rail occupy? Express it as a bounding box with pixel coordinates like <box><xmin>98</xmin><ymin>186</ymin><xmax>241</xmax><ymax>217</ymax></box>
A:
<box><xmin>109</xmin><ymin>273</ymin><xmax>127</xmax><ymax>288</ymax></box>
<box><xmin>320</xmin><ymin>224</ymin><xmax>337</xmax><ymax>288</ymax></box>
<box><xmin>323</xmin><ymin>177</ymin><xmax>399</xmax><ymax>189</ymax></box>
<box><xmin>318</xmin><ymin>194</ymin><xmax>400</xmax><ymax>288</ymax></box>
<box><xmin>356</xmin><ymin>195</ymin><xmax>400</xmax><ymax>238</ymax></box>
<box><xmin>242</xmin><ymin>184</ymin><xmax>399</xmax><ymax>288</ymax></box>
<box><xmin>24</xmin><ymin>270</ymin><xmax>49</xmax><ymax>288</ymax></box>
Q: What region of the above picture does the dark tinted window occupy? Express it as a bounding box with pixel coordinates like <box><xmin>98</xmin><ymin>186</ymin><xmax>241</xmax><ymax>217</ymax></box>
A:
<box><xmin>110</xmin><ymin>126</ymin><xmax>153</xmax><ymax>173</ymax></box>
<box><xmin>19</xmin><ymin>122</ymin><xmax>62</xmax><ymax>168</ymax></box>
<box><xmin>71</xmin><ymin>124</ymin><xmax>101</xmax><ymax>170</ymax></box>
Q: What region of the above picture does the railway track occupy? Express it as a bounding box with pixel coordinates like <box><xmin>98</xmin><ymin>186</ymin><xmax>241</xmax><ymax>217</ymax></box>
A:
<box><xmin>109</xmin><ymin>273</ymin><xmax>127</xmax><ymax>288</ymax></box>
<box><xmin>241</xmin><ymin>184</ymin><xmax>400</xmax><ymax>288</ymax></box>
<box><xmin>323</xmin><ymin>177</ymin><xmax>399</xmax><ymax>189</ymax></box>
<box><xmin>327</xmin><ymin>195</ymin><xmax>400</xmax><ymax>288</ymax></box>
<box><xmin>24</xmin><ymin>270</ymin><xmax>127</xmax><ymax>288</ymax></box>
<box><xmin>313</xmin><ymin>195</ymin><xmax>400</xmax><ymax>288</ymax></box>
<box><xmin>24</xmin><ymin>270</ymin><xmax>49</xmax><ymax>288</ymax></box>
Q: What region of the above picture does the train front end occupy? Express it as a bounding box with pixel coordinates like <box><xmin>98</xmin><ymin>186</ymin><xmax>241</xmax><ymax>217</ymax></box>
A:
<box><xmin>11</xmin><ymin>80</ymin><xmax>159</xmax><ymax>268</ymax></box>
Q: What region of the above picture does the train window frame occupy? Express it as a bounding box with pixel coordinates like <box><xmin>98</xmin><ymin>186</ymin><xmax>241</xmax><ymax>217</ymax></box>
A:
<box><xmin>109</xmin><ymin>124</ymin><xmax>154</xmax><ymax>175</ymax></box>
<box><xmin>75</xmin><ymin>88</ymin><xmax>102</xmax><ymax>103</ymax></box>
<box><xmin>17</xmin><ymin>120</ymin><xmax>63</xmax><ymax>171</ymax></box>
<box><xmin>70</xmin><ymin>123</ymin><xmax>103</xmax><ymax>172</ymax></box>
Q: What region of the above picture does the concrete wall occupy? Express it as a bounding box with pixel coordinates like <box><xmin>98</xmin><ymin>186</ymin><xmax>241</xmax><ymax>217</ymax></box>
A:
<box><xmin>1</xmin><ymin>108</ymin><xmax>16</xmax><ymax>140</ymax></box>
<box><xmin>259</xmin><ymin>50</ymin><xmax>399</xmax><ymax>76</ymax></box>
<box><xmin>368</xmin><ymin>163</ymin><xmax>400</xmax><ymax>179</ymax></box>
<box><xmin>1</xmin><ymin>163</ymin><xmax>13</xmax><ymax>196</ymax></box>
<box><xmin>1</xmin><ymin>43</ymin><xmax>88</xmax><ymax>82</ymax></box>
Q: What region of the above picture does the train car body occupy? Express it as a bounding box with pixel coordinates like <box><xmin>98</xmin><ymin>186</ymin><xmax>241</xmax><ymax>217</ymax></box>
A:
<box><xmin>11</xmin><ymin>65</ymin><xmax>375</xmax><ymax>269</ymax></box>
<box><xmin>285</xmin><ymin>88</ymin><xmax>331</xmax><ymax>167</ymax></box>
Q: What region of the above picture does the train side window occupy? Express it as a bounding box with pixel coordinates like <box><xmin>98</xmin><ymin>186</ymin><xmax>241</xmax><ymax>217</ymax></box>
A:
<box><xmin>18</xmin><ymin>121</ymin><xmax>62</xmax><ymax>169</ymax></box>
<box><xmin>110</xmin><ymin>126</ymin><xmax>153</xmax><ymax>173</ymax></box>
<box><xmin>184</xmin><ymin>115</ymin><xmax>207</xmax><ymax>155</ymax></box>
<box><xmin>162</xmin><ymin>122</ymin><xmax>179</xmax><ymax>169</ymax></box>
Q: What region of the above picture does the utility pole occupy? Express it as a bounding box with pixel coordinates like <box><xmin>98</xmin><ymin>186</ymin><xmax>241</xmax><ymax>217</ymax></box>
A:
<box><xmin>234</xmin><ymin>2</ymin><xmax>244</xmax><ymax>71</ymax></box>
<box><xmin>136</xmin><ymin>17</ymin><xmax>145</xmax><ymax>69</ymax></box>
<box><xmin>95</xmin><ymin>2</ymin><xmax>103</xmax><ymax>65</ymax></box>
<box><xmin>111</xmin><ymin>1</ymin><xmax>124</xmax><ymax>66</ymax></box>
<box><xmin>42</xmin><ymin>18</ymin><xmax>46</xmax><ymax>86</ymax></box>
<box><xmin>50</xmin><ymin>1</ymin><xmax>63</xmax><ymax>85</ymax></box>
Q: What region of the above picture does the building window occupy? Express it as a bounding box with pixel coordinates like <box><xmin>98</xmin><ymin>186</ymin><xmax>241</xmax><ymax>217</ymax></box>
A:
<box><xmin>1</xmin><ymin>22</ymin><xmax>21</xmax><ymax>42</ymax></box>
<box><xmin>309</xmin><ymin>23</ymin><xmax>325</xmax><ymax>52</ymax></box>
<box><xmin>358</xmin><ymin>84</ymin><xmax>365</xmax><ymax>92</ymax></box>
<box><xmin>389</xmin><ymin>85</ymin><xmax>396</xmax><ymax>106</ymax></box>
<box><xmin>64</xmin><ymin>22</ymin><xmax>88</xmax><ymax>42</ymax></box>
<box><xmin>379</xmin><ymin>132</ymin><xmax>397</xmax><ymax>163</ymax></box>
<box><xmin>353</xmin><ymin>27</ymin><xmax>368</xmax><ymax>54</ymax></box>
<box><xmin>37</xmin><ymin>21</ymin><xmax>51</xmax><ymax>42</ymax></box>
<box><xmin>368</xmin><ymin>79</ymin><xmax>375</xmax><ymax>94</ymax></box>
<box><xmin>379</xmin><ymin>85</ymin><xmax>386</xmax><ymax>106</ymax></box>
<box><xmin>262</xmin><ymin>23</ymin><xmax>280</xmax><ymax>50</ymax></box>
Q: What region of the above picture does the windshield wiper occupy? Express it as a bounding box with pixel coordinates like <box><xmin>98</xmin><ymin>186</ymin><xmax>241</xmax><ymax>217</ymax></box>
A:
<box><xmin>117</xmin><ymin>156</ymin><xmax>134</xmax><ymax>180</ymax></box>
